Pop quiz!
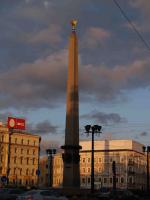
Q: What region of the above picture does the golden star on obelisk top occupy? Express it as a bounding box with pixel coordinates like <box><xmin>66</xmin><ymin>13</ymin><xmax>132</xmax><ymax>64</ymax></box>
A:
<box><xmin>71</xmin><ymin>19</ymin><xmax>77</xmax><ymax>31</ymax></box>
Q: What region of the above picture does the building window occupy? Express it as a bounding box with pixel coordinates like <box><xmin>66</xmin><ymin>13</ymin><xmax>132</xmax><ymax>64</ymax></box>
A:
<box><xmin>14</xmin><ymin>168</ymin><xmax>16</xmax><ymax>175</ymax></box>
<box><xmin>27</xmin><ymin>149</ymin><xmax>29</xmax><ymax>154</ymax></box>
<box><xmin>32</xmin><ymin>169</ymin><xmax>34</xmax><ymax>176</ymax></box>
<box><xmin>27</xmin><ymin>158</ymin><xmax>29</xmax><ymax>165</ymax></box>
<box><xmin>31</xmin><ymin>180</ymin><xmax>34</xmax><ymax>185</ymax></box>
<box><xmin>87</xmin><ymin>158</ymin><xmax>90</xmax><ymax>163</ymax></box>
<box><xmin>104</xmin><ymin>178</ymin><xmax>107</xmax><ymax>184</ymax></box>
<box><xmin>15</xmin><ymin>138</ymin><xmax>17</xmax><ymax>144</ymax></box>
<box><xmin>129</xmin><ymin>177</ymin><xmax>133</xmax><ymax>184</ymax></box>
<box><xmin>27</xmin><ymin>140</ymin><xmax>29</xmax><ymax>145</ymax></box>
<box><xmin>82</xmin><ymin>168</ymin><xmax>86</xmax><ymax>173</ymax></box>
<box><xmin>21</xmin><ymin>139</ymin><xmax>23</xmax><ymax>144</ymax></box>
<box><xmin>14</xmin><ymin>148</ymin><xmax>17</xmax><ymax>153</ymax></box>
<box><xmin>33</xmin><ymin>150</ymin><xmax>35</xmax><ymax>155</ymax></box>
<box><xmin>26</xmin><ymin>169</ymin><xmax>29</xmax><ymax>175</ymax></box>
<box><xmin>116</xmin><ymin>177</ymin><xmax>119</xmax><ymax>183</ymax></box>
<box><xmin>87</xmin><ymin>168</ymin><xmax>90</xmax><ymax>173</ymax></box>
<box><xmin>20</xmin><ymin>169</ymin><xmax>22</xmax><ymax>175</ymax></box>
<box><xmin>21</xmin><ymin>149</ymin><xmax>23</xmax><ymax>154</ymax></box>
<box><xmin>19</xmin><ymin>179</ymin><xmax>22</xmax><ymax>185</ymax></box>
<box><xmin>121</xmin><ymin>177</ymin><xmax>124</xmax><ymax>184</ymax></box>
<box><xmin>88</xmin><ymin>177</ymin><xmax>90</xmax><ymax>184</ymax></box>
<box><xmin>82</xmin><ymin>158</ymin><xmax>85</xmax><ymax>163</ymax></box>
<box><xmin>14</xmin><ymin>157</ymin><xmax>16</xmax><ymax>164</ymax></box>
<box><xmin>110</xmin><ymin>177</ymin><xmax>113</xmax><ymax>184</ymax></box>
<box><xmin>99</xmin><ymin>158</ymin><xmax>102</xmax><ymax>162</ymax></box>
<box><xmin>82</xmin><ymin>178</ymin><xmax>85</xmax><ymax>184</ymax></box>
<box><xmin>20</xmin><ymin>157</ymin><xmax>23</xmax><ymax>164</ymax></box>
<box><xmin>34</xmin><ymin>141</ymin><xmax>36</xmax><ymax>146</ymax></box>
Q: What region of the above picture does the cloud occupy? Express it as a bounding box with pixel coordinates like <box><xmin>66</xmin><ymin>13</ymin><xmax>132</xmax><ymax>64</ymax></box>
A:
<box><xmin>80</xmin><ymin>57</ymin><xmax>150</xmax><ymax>101</ymax></box>
<box><xmin>28</xmin><ymin>25</ymin><xmax>62</xmax><ymax>45</ymax></box>
<box><xmin>0</xmin><ymin>49</ymin><xmax>67</xmax><ymax>109</ymax></box>
<box><xmin>0</xmin><ymin>48</ymin><xmax>150</xmax><ymax>109</ymax></box>
<box><xmin>130</xmin><ymin>0</ymin><xmax>150</xmax><ymax>15</ymax></box>
<box><xmin>82</xmin><ymin>27</ymin><xmax>111</xmax><ymax>48</ymax></box>
<box><xmin>140</xmin><ymin>131</ymin><xmax>148</xmax><ymax>137</ymax></box>
<box><xmin>27</xmin><ymin>120</ymin><xmax>58</xmax><ymax>135</ymax></box>
<box><xmin>81</xmin><ymin>111</ymin><xmax>125</xmax><ymax>125</ymax></box>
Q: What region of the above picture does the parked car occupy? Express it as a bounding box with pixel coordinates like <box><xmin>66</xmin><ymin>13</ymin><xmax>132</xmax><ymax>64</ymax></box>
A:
<box><xmin>109</xmin><ymin>189</ymin><xmax>139</xmax><ymax>200</ymax></box>
<box><xmin>0</xmin><ymin>188</ymin><xmax>26</xmax><ymax>200</ymax></box>
<box><xmin>17</xmin><ymin>189</ymin><xmax>68</xmax><ymax>200</ymax></box>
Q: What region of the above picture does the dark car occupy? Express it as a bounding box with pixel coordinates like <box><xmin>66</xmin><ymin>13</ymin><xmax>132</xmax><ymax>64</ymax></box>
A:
<box><xmin>0</xmin><ymin>188</ymin><xmax>26</xmax><ymax>200</ymax></box>
<box><xmin>109</xmin><ymin>189</ymin><xmax>139</xmax><ymax>200</ymax></box>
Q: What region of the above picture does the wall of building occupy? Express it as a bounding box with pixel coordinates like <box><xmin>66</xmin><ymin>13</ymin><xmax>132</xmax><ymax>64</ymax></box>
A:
<box><xmin>0</xmin><ymin>126</ymin><xmax>41</xmax><ymax>187</ymax></box>
<box><xmin>39</xmin><ymin>140</ymin><xmax>148</xmax><ymax>190</ymax></box>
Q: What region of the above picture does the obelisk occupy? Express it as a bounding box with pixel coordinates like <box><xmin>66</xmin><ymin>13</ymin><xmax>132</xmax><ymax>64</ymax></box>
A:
<box><xmin>61</xmin><ymin>20</ymin><xmax>81</xmax><ymax>188</ymax></box>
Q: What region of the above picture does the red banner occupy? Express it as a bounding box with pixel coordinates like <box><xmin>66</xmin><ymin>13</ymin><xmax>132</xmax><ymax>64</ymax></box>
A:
<box><xmin>7</xmin><ymin>117</ymin><xmax>25</xmax><ymax>130</ymax></box>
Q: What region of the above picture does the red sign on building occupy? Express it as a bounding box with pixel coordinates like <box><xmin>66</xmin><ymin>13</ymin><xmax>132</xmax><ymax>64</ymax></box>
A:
<box><xmin>7</xmin><ymin>117</ymin><xmax>25</xmax><ymax>130</ymax></box>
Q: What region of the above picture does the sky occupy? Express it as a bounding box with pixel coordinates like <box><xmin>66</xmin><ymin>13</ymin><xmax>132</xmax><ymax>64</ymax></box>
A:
<box><xmin>0</xmin><ymin>0</ymin><xmax>150</xmax><ymax>151</ymax></box>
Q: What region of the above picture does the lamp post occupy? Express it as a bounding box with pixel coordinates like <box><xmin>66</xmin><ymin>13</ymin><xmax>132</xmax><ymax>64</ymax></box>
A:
<box><xmin>46</xmin><ymin>148</ymin><xmax>56</xmax><ymax>187</ymax></box>
<box><xmin>84</xmin><ymin>125</ymin><xmax>102</xmax><ymax>193</ymax></box>
<box><xmin>143</xmin><ymin>146</ymin><xmax>150</xmax><ymax>192</ymax></box>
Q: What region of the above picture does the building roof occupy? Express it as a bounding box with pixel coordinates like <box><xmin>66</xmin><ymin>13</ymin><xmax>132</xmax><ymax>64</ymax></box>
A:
<box><xmin>80</xmin><ymin>139</ymin><xmax>144</xmax><ymax>154</ymax></box>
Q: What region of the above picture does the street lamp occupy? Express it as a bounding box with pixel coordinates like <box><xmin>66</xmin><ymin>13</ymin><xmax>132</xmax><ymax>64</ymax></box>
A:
<box><xmin>143</xmin><ymin>146</ymin><xmax>150</xmax><ymax>192</ymax></box>
<box><xmin>46</xmin><ymin>148</ymin><xmax>56</xmax><ymax>187</ymax></box>
<box><xmin>84</xmin><ymin>125</ymin><xmax>102</xmax><ymax>193</ymax></box>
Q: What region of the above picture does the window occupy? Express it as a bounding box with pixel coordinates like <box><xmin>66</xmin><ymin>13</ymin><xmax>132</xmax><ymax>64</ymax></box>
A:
<box><xmin>82</xmin><ymin>158</ymin><xmax>85</xmax><ymax>163</ymax></box>
<box><xmin>21</xmin><ymin>139</ymin><xmax>23</xmax><ymax>144</ymax></box>
<box><xmin>14</xmin><ymin>168</ymin><xmax>16</xmax><ymax>175</ymax></box>
<box><xmin>14</xmin><ymin>157</ymin><xmax>16</xmax><ymax>164</ymax></box>
<box><xmin>87</xmin><ymin>168</ymin><xmax>90</xmax><ymax>173</ymax></box>
<box><xmin>99</xmin><ymin>158</ymin><xmax>102</xmax><ymax>162</ymax></box>
<box><xmin>26</xmin><ymin>169</ymin><xmax>29</xmax><ymax>175</ymax></box>
<box><xmin>121</xmin><ymin>177</ymin><xmax>124</xmax><ymax>184</ymax></box>
<box><xmin>33</xmin><ymin>150</ymin><xmax>35</xmax><ymax>155</ymax></box>
<box><xmin>21</xmin><ymin>149</ymin><xmax>23</xmax><ymax>154</ymax></box>
<box><xmin>110</xmin><ymin>177</ymin><xmax>112</xmax><ymax>184</ymax></box>
<box><xmin>82</xmin><ymin>178</ymin><xmax>85</xmax><ymax>184</ymax></box>
<box><xmin>27</xmin><ymin>149</ymin><xmax>29</xmax><ymax>155</ymax></box>
<box><xmin>20</xmin><ymin>157</ymin><xmax>23</xmax><ymax>164</ymax></box>
<box><xmin>33</xmin><ymin>141</ymin><xmax>36</xmax><ymax>146</ymax></box>
<box><xmin>20</xmin><ymin>169</ymin><xmax>22</xmax><ymax>175</ymax></box>
<box><xmin>32</xmin><ymin>169</ymin><xmax>34</xmax><ymax>176</ymax></box>
<box><xmin>15</xmin><ymin>138</ymin><xmax>17</xmax><ymax>144</ymax></box>
<box><xmin>14</xmin><ymin>148</ymin><xmax>17</xmax><ymax>153</ymax></box>
<box><xmin>99</xmin><ymin>167</ymin><xmax>101</xmax><ymax>172</ymax></box>
<box><xmin>104</xmin><ymin>178</ymin><xmax>107</xmax><ymax>184</ymax></box>
<box><xmin>27</xmin><ymin>158</ymin><xmax>29</xmax><ymax>165</ymax></box>
<box><xmin>87</xmin><ymin>158</ymin><xmax>90</xmax><ymax>163</ymax></box>
<box><xmin>116</xmin><ymin>177</ymin><xmax>119</xmax><ymax>183</ymax></box>
<box><xmin>27</xmin><ymin>140</ymin><xmax>29</xmax><ymax>145</ymax></box>
<box><xmin>83</xmin><ymin>168</ymin><xmax>85</xmax><ymax>173</ymax></box>
<box><xmin>88</xmin><ymin>177</ymin><xmax>90</xmax><ymax>184</ymax></box>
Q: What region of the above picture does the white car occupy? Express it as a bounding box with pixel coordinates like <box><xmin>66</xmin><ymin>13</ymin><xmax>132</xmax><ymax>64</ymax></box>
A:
<box><xmin>16</xmin><ymin>189</ymin><xmax>68</xmax><ymax>200</ymax></box>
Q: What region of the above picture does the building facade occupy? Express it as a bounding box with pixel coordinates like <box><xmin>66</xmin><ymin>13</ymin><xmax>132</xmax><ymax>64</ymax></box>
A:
<box><xmin>40</xmin><ymin>140</ymin><xmax>148</xmax><ymax>190</ymax></box>
<box><xmin>0</xmin><ymin>125</ymin><xmax>41</xmax><ymax>187</ymax></box>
